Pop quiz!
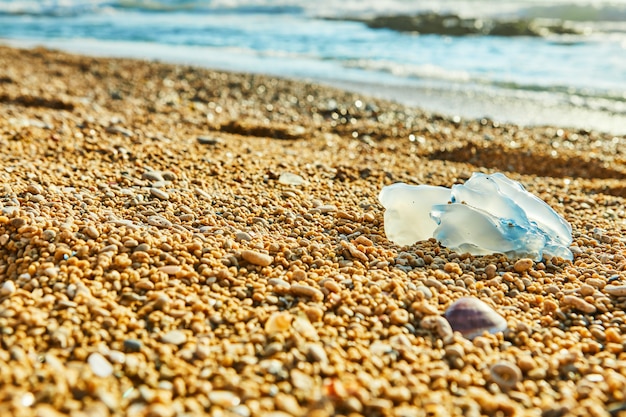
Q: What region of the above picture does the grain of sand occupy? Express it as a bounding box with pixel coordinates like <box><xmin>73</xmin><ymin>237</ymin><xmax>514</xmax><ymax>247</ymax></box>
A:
<box><xmin>0</xmin><ymin>45</ymin><xmax>625</xmax><ymax>417</ymax></box>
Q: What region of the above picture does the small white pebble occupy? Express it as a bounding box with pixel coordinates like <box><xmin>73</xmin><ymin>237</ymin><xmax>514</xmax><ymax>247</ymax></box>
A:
<box><xmin>307</xmin><ymin>343</ymin><xmax>328</xmax><ymax>364</ymax></box>
<box><xmin>161</xmin><ymin>329</ymin><xmax>187</xmax><ymax>345</ymax></box>
<box><xmin>318</xmin><ymin>204</ymin><xmax>337</xmax><ymax>213</ymax></box>
<box><xmin>20</xmin><ymin>392</ymin><xmax>35</xmax><ymax>407</ymax></box>
<box><xmin>108</xmin><ymin>350</ymin><xmax>126</xmax><ymax>364</ymax></box>
<box><xmin>235</xmin><ymin>231</ymin><xmax>253</xmax><ymax>242</ymax></box>
<box><xmin>142</xmin><ymin>171</ymin><xmax>164</xmax><ymax>182</ymax></box>
<box><xmin>208</xmin><ymin>390</ymin><xmax>241</xmax><ymax>408</ymax></box>
<box><xmin>88</xmin><ymin>352</ymin><xmax>114</xmax><ymax>378</ymax></box>
<box><xmin>159</xmin><ymin>265</ymin><xmax>181</xmax><ymax>275</ymax></box>
<box><xmin>84</xmin><ymin>225</ymin><xmax>100</xmax><ymax>239</ymax></box>
<box><xmin>150</xmin><ymin>188</ymin><xmax>170</xmax><ymax>200</ymax></box>
<box><xmin>278</xmin><ymin>172</ymin><xmax>306</xmax><ymax>186</ymax></box>
<box><xmin>1</xmin><ymin>280</ymin><xmax>16</xmax><ymax>296</ymax></box>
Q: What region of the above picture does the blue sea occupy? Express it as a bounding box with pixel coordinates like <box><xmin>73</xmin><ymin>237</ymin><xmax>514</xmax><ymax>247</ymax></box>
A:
<box><xmin>1</xmin><ymin>0</ymin><xmax>625</xmax><ymax>133</ymax></box>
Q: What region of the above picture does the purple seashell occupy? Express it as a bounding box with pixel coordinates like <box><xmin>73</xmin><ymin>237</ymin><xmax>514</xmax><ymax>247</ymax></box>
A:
<box><xmin>444</xmin><ymin>297</ymin><xmax>507</xmax><ymax>340</ymax></box>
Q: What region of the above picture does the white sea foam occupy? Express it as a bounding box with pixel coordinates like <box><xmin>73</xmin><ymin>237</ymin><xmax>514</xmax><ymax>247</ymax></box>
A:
<box><xmin>343</xmin><ymin>60</ymin><xmax>472</xmax><ymax>83</ymax></box>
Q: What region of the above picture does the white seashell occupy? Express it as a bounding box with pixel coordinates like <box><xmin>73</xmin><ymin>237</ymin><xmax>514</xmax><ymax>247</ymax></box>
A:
<box><xmin>444</xmin><ymin>297</ymin><xmax>507</xmax><ymax>340</ymax></box>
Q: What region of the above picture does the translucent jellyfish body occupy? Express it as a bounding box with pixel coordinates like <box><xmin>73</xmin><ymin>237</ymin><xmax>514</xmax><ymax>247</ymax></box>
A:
<box><xmin>378</xmin><ymin>183</ymin><xmax>450</xmax><ymax>246</ymax></box>
<box><xmin>378</xmin><ymin>172</ymin><xmax>573</xmax><ymax>261</ymax></box>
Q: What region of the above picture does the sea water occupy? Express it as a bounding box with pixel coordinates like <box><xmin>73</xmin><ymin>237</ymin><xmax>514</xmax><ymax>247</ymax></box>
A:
<box><xmin>0</xmin><ymin>0</ymin><xmax>625</xmax><ymax>133</ymax></box>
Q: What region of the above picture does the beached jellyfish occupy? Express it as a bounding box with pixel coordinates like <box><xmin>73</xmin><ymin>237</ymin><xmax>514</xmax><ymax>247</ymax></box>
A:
<box><xmin>378</xmin><ymin>183</ymin><xmax>450</xmax><ymax>246</ymax></box>
<box><xmin>378</xmin><ymin>172</ymin><xmax>573</xmax><ymax>261</ymax></box>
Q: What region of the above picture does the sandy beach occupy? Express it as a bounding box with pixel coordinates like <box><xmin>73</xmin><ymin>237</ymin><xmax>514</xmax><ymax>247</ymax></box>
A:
<box><xmin>0</xmin><ymin>44</ymin><xmax>625</xmax><ymax>416</ymax></box>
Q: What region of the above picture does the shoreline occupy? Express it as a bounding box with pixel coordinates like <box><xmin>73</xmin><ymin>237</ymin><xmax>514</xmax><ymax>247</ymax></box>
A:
<box><xmin>0</xmin><ymin>44</ymin><xmax>625</xmax><ymax>416</ymax></box>
<box><xmin>2</xmin><ymin>37</ymin><xmax>626</xmax><ymax>136</ymax></box>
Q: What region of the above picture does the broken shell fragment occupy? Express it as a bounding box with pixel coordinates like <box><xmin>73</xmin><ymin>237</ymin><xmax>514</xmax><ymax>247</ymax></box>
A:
<box><xmin>444</xmin><ymin>297</ymin><xmax>507</xmax><ymax>340</ymax></box>
<box><xmin>490</xmin><ymin>361</ymin><xmax>522</xmax><ymax>391</ymax></box>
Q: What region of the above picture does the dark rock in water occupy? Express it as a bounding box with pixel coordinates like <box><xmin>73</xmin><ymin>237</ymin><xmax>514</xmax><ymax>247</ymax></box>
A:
<box><xmin>346</xmin><ymin>13</ymin><xmax>582</xmax><ymax>37</ymax></box>
<box><xmin>365</xmin><ymin>14</ymin><xmax>478</xmax><ymax>36</ymax></box>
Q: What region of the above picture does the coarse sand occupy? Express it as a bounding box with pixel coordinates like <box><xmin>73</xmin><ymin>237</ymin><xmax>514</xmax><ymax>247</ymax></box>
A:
<box><xmin>0</xmin><ymin>45</ymin><xmax>625</xmax><ymax>417</ymax></box>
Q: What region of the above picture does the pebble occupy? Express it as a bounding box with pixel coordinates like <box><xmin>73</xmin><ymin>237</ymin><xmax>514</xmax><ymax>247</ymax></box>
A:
<box><xmin>145</xmin><ymin>404</ymin><xmax>174</xmax><ymax>417</ymax></box>
<box><xmin>106</xmin><ymin>125</ymin><xmax>134</xmax><ymax>137</ymax></box>
<box><xmin>27</xmin><ymin>183</ymin><xmax>43</xmax><ymax>194</ymax></box>
<box><xmin>21</xmin><ymin>392</ymin><xmax>35</xmax><ymax>407</ymax></box>
<box><xmin>99</xmin><ymin>244</ymin><xmax>118</xmax><ymax>253</ymax></box>
<box><xmin>241</xmin><ymin>250</ymin><xmax>273</xmax><ymax>266</ymax></box>
<box><xmin>108</xmin><ymin>350</ymin><xmax>126</xmax><ymax>364</ymax></box>
<box><xmin>278</xmin><ymin>172</ymin><xmax>306</xmax><ymax>186</ymax></box>
<box><xmin>290</xmin><ymin>369</ymin><xmax>313</xmax><ymax>390</ymax></box>
<box><xmin>604</xmin><ymin>285</ymin><xmax>626</xmax><ymax>297</ymax></box>
<box><xmin>147</xmin><ymin>215</ymin><xmax>172</xmax><ymax>228</ymax></box>
<box><xmin>389</xmin><ymin>308</ymin><xmax>410</xmax><ymax>325</ymax></box>
<box><xmin>354</xmin><ymin>235</ymin><xmax>373</xmax><ymax>246</ymax></box>
<box><xmin>162</xmin><ymin>171</ymin><xmax>177</xmax><ymax>181</ymax></box>
<box><xmin>88</xmin><ymin>352</ymin><xmax>114</xmax><ymax>378</ymax></box>
<box><xmin>275</xmin><ymin>393</ymin><xmax>302</xmax><ymax>415</ymax></box>
<box><xmin>142</xmin><ymin>171</ymin><xmax>164</xmax><ymax>182</ymax></box>
<box><xmin>561</xmin><ymin>295</ymin><xmax>596</xmax><ymax>314</ymax></box>
<box><xmin>340</xmin><ymin>240</ymin><xmax>369</xmax><ymax>263</ymax></box>
<box><xmin>197</xmin><ymin>136</ymin><xmax>222</xmax><ymax>145</ymax></box>
<box><xmin>292</xmin><ymin>316</ymin><xmax>319</xmax><ymax>340</ymax></box>
<box><xmin>208</xmin><ymin>390</ymin><xmax>240</xmax><ymax>408</ymax></box>
<box><xmin>1</xmin><ymin>280</ymin><xmax>16</xmax><ymax>296</ymax></box>
<box><xmin>416</xmin><ymin>285</ymin><xmax>433</xmax><ymax>299</ymax></box>
<box><xmin>323</xmin><ymin>280</ymin><xmax>341</xmax><ymax>293</ymax></box>
<box><xmin>290</xmin><ymin>284</ymin><xmax>324</xmax><ymax>301</ymax></box>
<box><xmin>265</xmin><ymin>312</ymin><xmax>292</xmax><ymax>334</ymax></box>
<box><xmin>42</xmin><ymin>229</ymin><xmax>56</xmax><ymax>241</ymax></box>
<box><xmin>150</xmin><ymin>187</ymin><xmax>170</xmax><ymax>200</ymax></box>
<box><xmin>386</xmin><ymin>386</ymin><xmax>412</xmax><ymax>403</ymax></box>
<box><xmin>124</xmin><ymin>238</ymin><xmax>139</xmax><ymax>248</ymax></box>
<box><xmin>514</xmin><ymin>258</ymin><xmax>534</xmax><ymax>273</ymax></box>
<box><xmin>10</xmin><ymin>217</ymin><xmax>27</xmax><ymax>228</ymax></box>
<box><xmin>306</xmin><ymin>343</ymin><xmax>328</xmax><ymax>364</ymax></box>
<box><xmin>158</xmin><ymin>265</ymin><xmax>181</xmax><ymax>275</ymax></box>
<box><xmin>485</xmin><ymin>264</ymin><xmax>497</xmax><ymax>278</ymax></box>
<box><xmin>161</xmin><ymin>330</ymin><xmax>187</xmax><ymax>346</ymax></box>
<box><xmin>235</xmin><ymin>231</ymin><xmax>253</xmax><ymax>242</ymax></box>
<box><xmin>263</xmin><ymin>412</ymin><xmax>292</xmax><ymax>417</ymax></box>
<box><xmin>268</xmin><ymin>278</ymin><xmax>290</xmax><ymax>293</ymax></box>
<box><xmin>318</xmin><ymin>204</ymin><xmax>337</xmax><ymax>213</ymax></box>
<box><xmin>231</xmin><ymin>405</ymin><xmax>251</xmax><ymax>417</ymax></box>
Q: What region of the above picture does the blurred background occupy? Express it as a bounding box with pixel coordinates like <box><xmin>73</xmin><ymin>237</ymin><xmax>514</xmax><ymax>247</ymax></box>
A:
<box><xmin>1</xmin><ymin>0</ymin><xmax>625</xmax><ymax>133</ymax></box>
